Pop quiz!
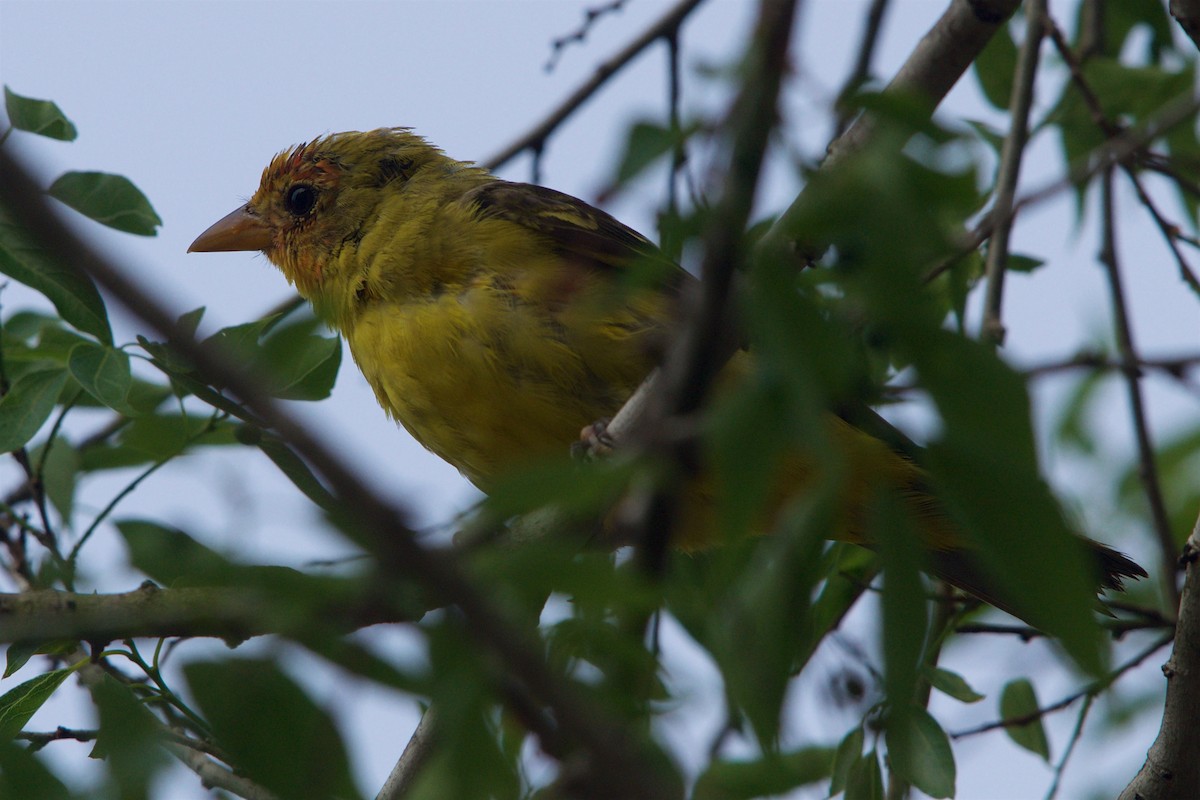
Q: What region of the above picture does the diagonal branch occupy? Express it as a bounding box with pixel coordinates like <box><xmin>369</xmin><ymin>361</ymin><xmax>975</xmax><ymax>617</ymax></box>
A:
<box><xmin>482</xmin><ymin>0</ymin><xmax>707</xmax><ymax>172</ymax></box>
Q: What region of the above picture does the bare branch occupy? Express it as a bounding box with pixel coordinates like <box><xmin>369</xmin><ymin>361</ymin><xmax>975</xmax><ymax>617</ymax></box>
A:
<box><xmin>1098</xmin><ymin>167</ymin><xmax>1180</xmax><ymax>608</ymax></box>
<box><xmin>982</xmin><ymin>0</ymin><xmax>1046</xmax><ymax>346</ymax></box>
<box><xmin>482</xmin><ymin>0</ymin><xmax>707</xmax><ymax>172</ymax></box>
<box><xmin>0</xmin><ymin>583</ymin><xmax>421</xmax><ymax>644</ymax></box>
<box><xmin>760</xmin><ymin>0</ymin><xmax>1022</xmax><ymax>266</ymax></box>
<box><xmin>376</xmin><ymin>707</ymin><xmax>438</xmax><ymax>800</ymax></box>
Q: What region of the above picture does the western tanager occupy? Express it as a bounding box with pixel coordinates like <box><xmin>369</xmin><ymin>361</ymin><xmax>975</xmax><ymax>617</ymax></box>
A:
<box><xmin>189</xmin><ymin>128</ymin><xmax>1144</xmax><ymax>609</ymax></box>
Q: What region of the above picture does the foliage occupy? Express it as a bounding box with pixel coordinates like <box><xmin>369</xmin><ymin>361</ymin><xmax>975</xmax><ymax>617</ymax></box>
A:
<box><xmin>0</xmin><ymin>3</ymin><xmax>1198</xmax><ymax>799</ymax></box>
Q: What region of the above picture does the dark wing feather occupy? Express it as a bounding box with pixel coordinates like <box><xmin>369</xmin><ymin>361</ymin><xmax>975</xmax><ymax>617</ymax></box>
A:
<box><xmin>464</xmin><ymin>180</ymin><xmax>690</xmax><ymax>296</ymax></box>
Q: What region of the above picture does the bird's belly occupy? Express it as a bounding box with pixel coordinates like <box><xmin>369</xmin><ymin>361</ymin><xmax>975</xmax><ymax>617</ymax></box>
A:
<box><xmin>347</xmin><ymin>297</ymin><xmax>639</xmax><ymax>490</ymax></box>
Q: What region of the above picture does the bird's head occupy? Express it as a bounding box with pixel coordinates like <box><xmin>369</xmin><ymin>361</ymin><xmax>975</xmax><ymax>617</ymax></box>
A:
<box><xmin>189</xmin><ymin>128</ymin><xmax>457</xmax><ymax>297</ymax></box>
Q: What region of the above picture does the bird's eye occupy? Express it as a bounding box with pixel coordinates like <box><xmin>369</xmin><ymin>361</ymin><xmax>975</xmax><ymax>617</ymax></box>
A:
<box><xmin>285</xmin><ymin>184</ymin><xmax>318</xmax><ymax>216</ymax></box>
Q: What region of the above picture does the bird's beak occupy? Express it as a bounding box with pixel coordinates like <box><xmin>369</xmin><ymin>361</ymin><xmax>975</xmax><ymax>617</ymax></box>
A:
<box><xmin>188</xmin><ymin>205</ymin><xmax>272</xmax><ymax>252</ymax></box>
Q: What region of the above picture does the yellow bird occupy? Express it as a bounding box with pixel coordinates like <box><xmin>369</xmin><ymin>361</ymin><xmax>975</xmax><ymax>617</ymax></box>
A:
<box><xmin>189</xmin><ymin>128</ymin><xmax>1143</xmax><ymax>609</ymax></box>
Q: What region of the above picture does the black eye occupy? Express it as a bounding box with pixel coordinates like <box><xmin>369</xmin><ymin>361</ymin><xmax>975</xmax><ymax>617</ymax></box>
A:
<box><xmin>285</xmin><ymin>184</ymin><xmax>317</xmax><ymax>216</ymax></box>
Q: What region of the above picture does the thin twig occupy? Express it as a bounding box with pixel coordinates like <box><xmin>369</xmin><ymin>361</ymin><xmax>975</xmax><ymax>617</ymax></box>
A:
<box><xmin>951</xmin><ymin>631</ymin><xmax>1172</xmax><ymax>739</ymax></box>
<box><xmin>545</xmin><ymin>0</ymin><xmax>630</xmax><ymax>72</ymax></box>
<box><xmin>376</xmin><ymin>707</ymin><xmax>438</xmax><ymax>800</ymax></box>
<box><xmin>981</xmin><ymin>0</ymin><xmax>1046</xmax><ymax>346</ymax></box>
<box><xmin>482</xmin><ymin>0</ymin><xmax>706</xmax><ymax>172</ymax></box>
<box><xmin>1099</xmin><ymin>166</ymin><xmax>1180</xmax><ymax>609</ymax></box>
<box><xmin>832</xmin><ymin>0</ymin><xmax>893</xmax><ymax>137</ymax></box>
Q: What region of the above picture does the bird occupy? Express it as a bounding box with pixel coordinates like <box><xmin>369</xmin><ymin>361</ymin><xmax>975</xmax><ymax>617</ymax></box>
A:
<box><xmin>189</xmin><ymin>127</ymin><xmax>1144</xmax><ymax>613</ymax></box>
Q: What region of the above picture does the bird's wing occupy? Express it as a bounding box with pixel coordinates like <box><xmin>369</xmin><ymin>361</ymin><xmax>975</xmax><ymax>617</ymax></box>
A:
<box><xmin>463</xmin><ymin>180</ymin><xmax>691</xmax><ymax>295</ymax></box>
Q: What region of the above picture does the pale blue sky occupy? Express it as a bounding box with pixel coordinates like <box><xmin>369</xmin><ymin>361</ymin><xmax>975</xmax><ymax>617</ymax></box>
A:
<box><xmin>1</xmin><ymin>2</ymin><xmax>1189</xmax><ymax>797</ymax></box>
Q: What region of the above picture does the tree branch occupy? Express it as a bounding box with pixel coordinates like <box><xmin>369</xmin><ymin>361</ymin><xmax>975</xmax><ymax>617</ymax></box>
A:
<box><xmin>481</xmin><ymin>0</ymin><xmax>707</xmax><ymax>172</ymax></box>
<box><xmin>1120</xmin><ymin>512</ymin><xmax>1200</xmax><ymax>800</ymax></box>
<box><xmin>758</xmin><ymin>0</ymin><xmax>1021</xmax><ymax>266</ymax></box>
<box><xmin>982</xmin><ymin>0</ymin><xmax>1046</xmax><ymax>345</ymax></box>
<box><xmin>0</xmin><ymin>583</ymin><xmax>421</xmax><ymax>644</ymax></box>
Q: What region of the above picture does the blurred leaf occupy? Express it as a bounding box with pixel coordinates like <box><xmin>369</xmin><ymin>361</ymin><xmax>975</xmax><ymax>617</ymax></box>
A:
<box><xmin>32</xmin><ymin>436</ymin><xmax>79</xmax><ymax>522</ymax></box>
<box><xmin>692</xmin><ymin>747</ymin><xmax>834</xmax><ymax>799</ymax></box>
<box><xmin>67</xmin><ymin>342</ymin><xmax>131</xmax><ymax>411</ymax></box>
<box><xmin>90</xmin><ymin>676</ymin><xmax>169</xmax><ymax>798</ymax></box>
<box><xmin>999</xmin><ymin>678</ymin><xmax>1050</xmax><ymax>760</ymax></box>
<box><xmin>886</xmin><ymin>706</ymin><xmax>956</xmax><ymax>798</ymax></box>
<box><xmin>0</xmin><ymin>367</ymin><xmax>68</xmax><ymax>453</ymax></box>
<box><xmin>614</xmin><ymin>120</ymin><xmax>694</xmax><ymax>185</ymax></box>
<box><xmin>48</xmin><ymin>172</ymin><xmax>161</xmax><ymax>236</ymax></box>
<box><xmin>1055</xmin><ymin>368</ymin><xmax>1108</xmax><ymax>455</ymax></box>
<box><xmin>3</xmin><ymin>86</ymin><xmax>77</xmax><ymax>140</ymax></box>
<box><xmin>0</xmin><ymin>668</ymin><xmax>74</xmax><ymax>740</ymax></box>
<box><xmin>1006</xmin><ymin>253</ymin><xmax>1045</xmax><ymax>273</ymax></box>
<box><xmin>0</xmin><ymin>738</ymin><xmax>74</xmax><ymax>800</ymax></box>
<box><xmin>245</xmin><ymin>427</ymin><xmax>337</xmax><ymax>511</ymax></box>
<box><xmin>176</xmin><ymin>306</ymin><xmax>205</xmax><ymax>339</ymax></box>
<box><xmin>845</xmin><ymin>750</ymin><xmax>884</xmax><ymax>800</ymax></box>
<box><xmin>0</xmin><ymin>208</ymin><xmax>112</xmax><ymax>344</ymax></box>
<box><xmin>116</xmin><ymin>519</ymin><xmax>233</xmax><ymax>586</ymax></box>
<box><xmin>186</xmin><ymin>659</ymin><xmax>361</xmax><ymax>800</ymax></box>
<box><xmin>80</xmin><ymin>412</ymin><xmax>236</xmax><ymax>471</ymax></box>
<box><xmin>710</xmin><ymin>492</ymin><xmax>830</xmax><ymax>746</ymax></box>
<box><xmin>3</xmin><ymin>640</ymin><xmax>76</xmax><ymax>679</ymax></box>
<box><xmin>972</xmin><ymin>17</ymin><xmax>1017</xmax><ymax>110</ymax></box>
<box><xmin>417</xmin><ymin>621</ymin><xmax>523</xmax><ymax>800</ymax></box>
<box><xmin>830</xmin><ymin>725</ymin><xmax>865</xmax><ymax>796</ymax></box>
<box><xmin>925</xmin><ymin>666</ymin><xmax>984</xmax><ymax>704</ymax></box>
<box><xmin>918</xmin><ymin>334</ymin><xmax>1105</xmax><ymax>672</ymax></box>
<box><xmin>1082</xmin><ymin>0</ymin><xmax>1174</xmax><ymax>62</ymax></box>
<box><xmin>873</xmin><ymin>488</ymin><xmax>929</xmax><ymax>721</ymax></box>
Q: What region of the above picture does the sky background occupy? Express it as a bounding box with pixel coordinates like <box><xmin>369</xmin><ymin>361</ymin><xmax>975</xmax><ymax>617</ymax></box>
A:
<box><xmin>1</xmin><ymin>1</ymin><xmax>1195</xmax><ymax>798</ymax></box>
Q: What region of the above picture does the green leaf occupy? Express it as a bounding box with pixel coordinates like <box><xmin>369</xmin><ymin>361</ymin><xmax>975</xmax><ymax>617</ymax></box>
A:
<box><xmin>873</xmin><ymin>488</ymin><xmax>929</xmax><ymax>719</ymax></box>
<box><xmin>972</xmin><ymin>18</ymin><xmax>1018</xmax><ymax>109</ymax></box>
<box><xmin>0</xmin><ymin>738</ymin><xmax>74</xmax><ymax>800</ymax></box>
<box><xmin>185</xmin><ymin>659</ymin><xmax>361</xmax><ymax>800</ymax></box>
<box><xmin>79</xmin><ymin>412</ymin><xmax>235</xmax><ymax>471</ymax></box>
<box><xmin>0</xmin><ymin>668</ymin><xmax>74</xmax><ymax>740</ymax></box>
<box><xmin>709</xmin><ymin>492</ymin><xmax>830</xmax><ymax>747</ymax></box>
<box><xmin>615</xmin><ymin>121</ymin><xmax>680</xmax><ymax>184</ymax></box>
<box><xmin>0</xmin><ymin>367</ymin><xmax>68</xmax><ymax>453</ymax></box>
<box><xmin>48</xmin><ymin>172</ymin><xmax>161</xmax><ymax>236</ymax></box>
<box><xmin>1000</xmin><ymin>678</ymin><xmax>1051</xmax><ymax>760</ymax></box>
<box><xmin>256</xmin><ymin>316</ymin><xmax>342</xmax><ymax>400</ymax></box>
<box><xmin>32</xmin><ymin>436</ymin><xmax>80</xmax><ymax>522</ymax></box>
<box><xmin>90</xmin><ymin>676</ymin><xmax>169</xmax><ymax>796</ymax></box>
<box><xmin>886</xmin><ymin>706</ymin><xmax>956</xmax><ymax>798</ymax></box>
<box><xmin>830</xmin><ymin>726</ymin><xmax>865</xmax><ymax>796</ymax></box>
<box><xmin>691</xmin><ymin>747</ymin><xmax>834</xmax><ymax>799</ymax></box>
<box><xmin>248</xmin><ymin>429</ymin><xmax>337</xmax><ymax>511</ymax></box>
<box><xmin>925</xmin><ymin>666</ymin><xmax>984</xmax><ymax>704</ymax></box>
<box><xmin>3</xmin><ymin>87</ymin><xmax>77</xmax><ymax>140</ymax></box>
<box><xmin>204</xmin><ymin>315</ymin><xmax>342</xmax><ymax>401</ymax></box>
<box><xmin>116</xmin><ymin>519</ymin><xmax>234</xmax><ymax>586</ymax></box>
<box><xmin>3</xmin><ymin>640</ymin><xmax>76</xmax><ymax>679</ymax></box>
<box><xmin>845</xmin><ymin>750</ymin><xmax>884</xmax><ymax>800</ymax></box>
<box><xmin>1006</xmin><ymin>253</ymin><xmax>1045</xmax><ymax>273</ymax></box>
<box><xmin>0</xmin><ymin>208</ymin><xmax>112</xmax><ymax>344</ymax></box>
<box><xmin>67</xmin><ymin>342</ymin><xmax>131</xmax><ymax>411</ymax></box>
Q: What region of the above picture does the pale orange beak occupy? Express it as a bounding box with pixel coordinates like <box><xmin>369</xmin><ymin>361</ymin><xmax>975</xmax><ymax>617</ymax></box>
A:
<box><xmin>188</xmin><ymin>205</ymin><xmax>273</xmax><ymax>252</ymax></box>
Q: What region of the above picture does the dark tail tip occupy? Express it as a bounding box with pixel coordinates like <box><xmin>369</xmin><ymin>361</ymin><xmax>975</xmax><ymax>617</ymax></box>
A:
<box><xmin>1092</xmin><ymin>542</ymin><xmax>1148</xmax><ymax>592</ymax></box>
